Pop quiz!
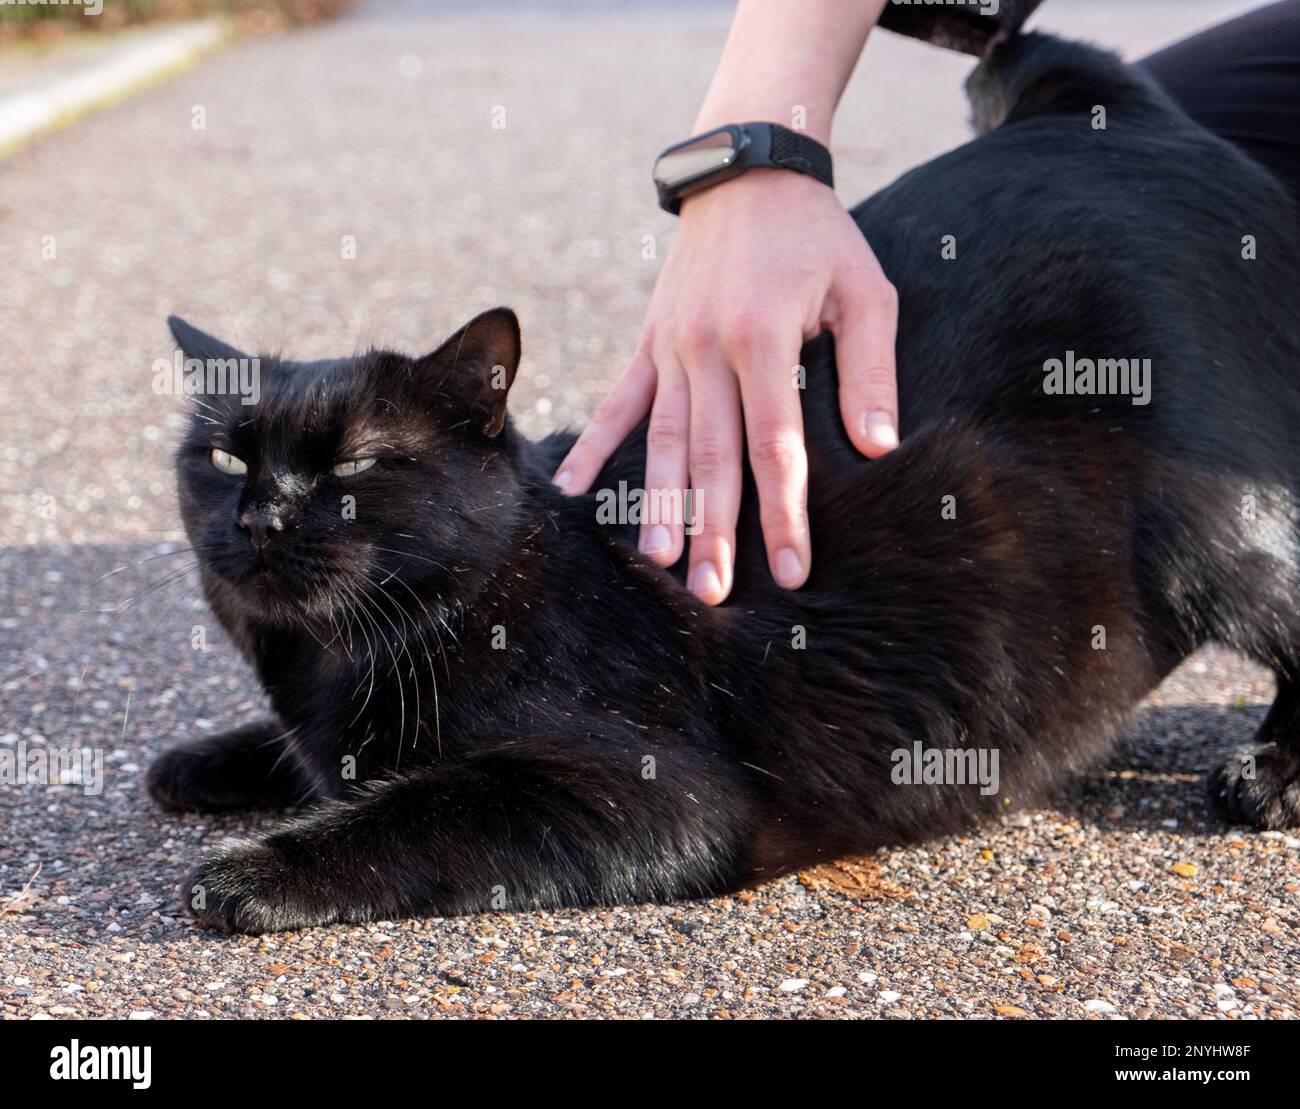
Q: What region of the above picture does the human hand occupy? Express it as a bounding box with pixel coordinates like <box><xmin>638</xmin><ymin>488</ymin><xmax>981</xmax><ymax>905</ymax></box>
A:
<box><xmin>553</xmin><ymin>168</ymin><xmax>899</xmax><ymax>604</ymax></box>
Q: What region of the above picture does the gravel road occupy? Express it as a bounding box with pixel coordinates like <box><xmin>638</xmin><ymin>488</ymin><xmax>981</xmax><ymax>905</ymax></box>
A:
<box><xmin>2</xmin><ymin>0</ymin><xmax>1296</xmax><ymax>1019</ymax></box>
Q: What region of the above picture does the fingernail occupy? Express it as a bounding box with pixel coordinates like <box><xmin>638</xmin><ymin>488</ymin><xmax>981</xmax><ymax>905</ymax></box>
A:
<box><xmin>642</xmin><ymin>525</ymin><xmax>672</xmax><ymax>557</ymax></box>
<box><xmin>860</xmin><ymin>411</ymin><xmax>899</xmax><ymax>452</ymax></box>
<box><xmin>688</xmin><ymin>561</ymin><xmax>723</xmax><ymax>602</ymax></box>
<box><xmin>553</xmin><ymin>469</ymin><xmax>572</xmax><ymax>490</ymax></box>
<box><xmin>774</xmin><ymin>547</ymin><xmax>804</xmax><ymax>588</ymax></box>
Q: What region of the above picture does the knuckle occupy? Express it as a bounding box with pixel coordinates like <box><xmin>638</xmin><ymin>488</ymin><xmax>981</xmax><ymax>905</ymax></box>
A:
<box><xmin>689</xmin><ymin>436</ymin><xmax>732</xmax><ymax>476</ymax></box>
<box><xmin>676</xmin><ymin>314</ymin><xmax>716</xmax><ymax>357</ymax></box>
<box><xmin>589</xmin><ymin>394</ymin><xmax>624</xmax><ymax>429</ymax></box>
<box><xmin>849</xmin><ymin>363</ymin><xmax>897</xmax><ymax>400</ymax></box>
<box><xmin>749</xmin><ymin>427</ymin><xmax>803</xmax><ymax>477</ymax></box>
<box><xmin>870</xmin><ymin>278</ymin><xmax>899</xmax><ymax>315</ymax></box>
<box><xmin>759</xmin><ymin>508</ymin><xmax>805</xmax><ymax>544</ymax></box>
<box><xmin>645</xmin><ymin>416</ymin><xmax>688</xmax><ymax>453</ymax></box>
<box><xmin>722</xmin><ymin>309</ymin><xmax>773</xmax><ymax>358</ymax></box>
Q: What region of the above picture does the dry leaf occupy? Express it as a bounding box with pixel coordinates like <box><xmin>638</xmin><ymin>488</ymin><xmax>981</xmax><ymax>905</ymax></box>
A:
<box><xmin>797</xmin><ymin>857</ymin><xmax>908</xmax><ymax>901</ymax></box>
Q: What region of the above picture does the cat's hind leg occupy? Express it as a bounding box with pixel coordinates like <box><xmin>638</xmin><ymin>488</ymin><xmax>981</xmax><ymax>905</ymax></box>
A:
<box><xmin>1187</xmin><ymin>475</ymin><xmax>1300</xmax><ymax>829</ymax></box>
<box><xmin>1208</xmin><ymin>672</ymin><xmax>1300</xmax><ymax>830</ymax></box>
<box><xmin>147</xmin><ymin>720</ymin><xmax>311</xmax><ymax>814</ymax></box>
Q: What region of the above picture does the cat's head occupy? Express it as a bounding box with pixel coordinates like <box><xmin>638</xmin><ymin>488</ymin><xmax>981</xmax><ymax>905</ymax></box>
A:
<box><xmin>170</xmin><ymin>308</ymin><xmax>525</xmax><ymax>626</ymax></box>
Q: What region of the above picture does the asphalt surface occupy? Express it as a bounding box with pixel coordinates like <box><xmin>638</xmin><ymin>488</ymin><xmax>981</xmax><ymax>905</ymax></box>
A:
<box><xmin>2</xmin><ymin>0</ymin><xmax>1297</xmax><ymax>1019</ymax></box>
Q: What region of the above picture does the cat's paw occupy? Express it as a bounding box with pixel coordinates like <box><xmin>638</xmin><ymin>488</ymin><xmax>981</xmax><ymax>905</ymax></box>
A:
<box><xmin>146</xmin><ymin>747</ymin><xmax>211</xmax><ymax>812</ymax></box>
<box><xmin>182</xmin><ymin>840</ymin><xmax>339</xmax><ymax>934</ymax></box>
<box><xmin>1207</xmin><ymin>744</ymin><xmax>1300</xmax><ymax>830</ymax></box>
<box><xmin>146</xmin><ymin>726</ymin><xmax>307</xmax><ymax>814</ymax></box>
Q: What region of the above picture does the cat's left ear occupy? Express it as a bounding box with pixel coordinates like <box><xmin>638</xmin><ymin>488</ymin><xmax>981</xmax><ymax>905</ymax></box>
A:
<box><xmin>167</xmin><ymin>316</ymin><xmax>249</xmax><ymax>363</ymax></box>
<box><xmin>424</xmin><ymin>307</ymin><xmax>521</xmax><ymax>438</ymax></box>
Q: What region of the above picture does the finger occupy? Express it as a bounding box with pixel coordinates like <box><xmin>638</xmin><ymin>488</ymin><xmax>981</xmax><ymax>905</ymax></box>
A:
<box><xmin>683</xmin><ymin>357</ymin><xmax>743</xmax><ymax>606</ymax></box>
<box><xmin>733</xmin><ymin>324</ymin><xmax>811</xmax><ymax>590</ymax></box>
<box><xmin>637</xmin><ymin>351</ymin><xmax>691</xmax><ymax>567</ymax></box>
<box><xmin>553</xmin><ymin>347</ymin><xmax>657</xmax><ymax>495</ymax></box>
<box><xmin>831</xmin><ymin>274</ymin><xmax>900</xmax><ymax>458</ymax></box>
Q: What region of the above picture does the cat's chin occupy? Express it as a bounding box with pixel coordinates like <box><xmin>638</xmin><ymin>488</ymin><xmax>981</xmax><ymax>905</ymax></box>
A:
<box><xmin>204</xmin><ymin>566</ymin><xmax>343</xmax><ymax>628</ymax></box>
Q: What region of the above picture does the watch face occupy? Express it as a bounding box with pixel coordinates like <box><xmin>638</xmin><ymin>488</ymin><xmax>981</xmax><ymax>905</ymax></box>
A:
<box><xmin>654</xmin><ymin>128</ymin><xmax>741</xmax><ymax>190</ymax></box>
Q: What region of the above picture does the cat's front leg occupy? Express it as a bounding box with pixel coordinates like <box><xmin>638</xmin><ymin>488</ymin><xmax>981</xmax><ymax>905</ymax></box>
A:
<box><xmin>147</xmin><ymin>720</ymin><xmax>312</xmax><ymax>814</ymax></box>
<box><xmin>182</xmin><ymin>739</ymin><xmax>748</xmax><ymax>933</ymax></box>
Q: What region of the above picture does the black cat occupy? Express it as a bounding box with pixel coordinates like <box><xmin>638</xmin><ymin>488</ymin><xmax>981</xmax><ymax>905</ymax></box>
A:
<box><xmin>149</xmin><ymin>33</ymin><xmax>1300</xmax><ymax>933</ymax></box>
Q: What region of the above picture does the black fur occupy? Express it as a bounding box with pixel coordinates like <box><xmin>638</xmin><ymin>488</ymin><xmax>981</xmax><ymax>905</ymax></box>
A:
<box><xmin>149</xmin><ymin>34</ymin><xmax>1300</xmax><ymax>933</ymax></box>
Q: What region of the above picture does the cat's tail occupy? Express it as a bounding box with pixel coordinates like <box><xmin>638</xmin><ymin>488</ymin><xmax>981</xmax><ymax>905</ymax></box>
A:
<box><xmin>965</xmin><ymin>31</ymin><xmax>1176</xmax><ymax>135</ymax></box>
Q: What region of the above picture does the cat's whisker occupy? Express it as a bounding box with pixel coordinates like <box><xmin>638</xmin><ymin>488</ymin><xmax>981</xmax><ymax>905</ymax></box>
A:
<box><xmin>82</xmin><ymin>543</ymin><xmax>224</xmax><ymax>592</ymax></box>
<box><xmin>358</xmin><ymin>574</ymin><xmax>425</xmax><ymax>763</ymax></box>
<box><xmin>367</xmin><ymin>545</ymin><xmax>453</xmax><ymax>574</ymax></box>
<box><xmin>363</xmin><ymin>567</ymin><xmax>445</xmax><ymax>756</ymax></box>
<box><xmin>346</xmin><ymin>581</ymin><xmax>407</xmax><ymax>750</ymax></box>
<box><xmin>102</xmin><ymin>560</ymin><xmax>202</xmax><ymax>620</ymax></box>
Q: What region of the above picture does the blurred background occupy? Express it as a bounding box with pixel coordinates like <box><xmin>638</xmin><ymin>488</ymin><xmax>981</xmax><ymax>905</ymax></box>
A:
<box><xmin>0</xmin><ymin>0</ymin><xmax>1261</xmax><ymax>548</ymax></box>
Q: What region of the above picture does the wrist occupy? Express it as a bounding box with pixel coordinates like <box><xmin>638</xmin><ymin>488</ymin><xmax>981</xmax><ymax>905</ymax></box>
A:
<box><xmin>693</xmin><ymin>106</ymin><xmax>832</xmax><ymax>147</ymax></box>
<box><xmin>677</xmin><ymin>165</ymin><xmax>829</xmax><ymax>218</ymax></box>
<box><xmin>655</xmin><ymin>122</ymin><xmax>833</xmax><ymax>216</ymax></box>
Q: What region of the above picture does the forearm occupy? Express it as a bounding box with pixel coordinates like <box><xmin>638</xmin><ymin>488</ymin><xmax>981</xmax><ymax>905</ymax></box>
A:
<box><xmin>693</xmin><ymin>0</ymin><xmax>887</xmax><ymax>144</ymax></box>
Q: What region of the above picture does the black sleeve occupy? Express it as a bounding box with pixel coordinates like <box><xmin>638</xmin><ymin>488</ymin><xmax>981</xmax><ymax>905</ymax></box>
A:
<box><xmin>878</xmin><ymin>0</ymin><xmax>1045</xmax><ymax>56</ymax></box>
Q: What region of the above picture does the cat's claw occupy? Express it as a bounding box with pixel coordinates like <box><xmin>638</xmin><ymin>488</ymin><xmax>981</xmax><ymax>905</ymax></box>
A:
<box><xmin>182</xmin><ymin>841</ymin><xmax>339</xmax><ymax>934</ymax></box>
<box><xmin>1207</xmin><ymin>744</ymin><xmax>1300</xmax><ymax>831</ymax></box>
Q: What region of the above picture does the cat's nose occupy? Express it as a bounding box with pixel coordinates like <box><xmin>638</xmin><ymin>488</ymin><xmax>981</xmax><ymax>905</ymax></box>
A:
<box><xmin>239</xmin><ymin>510</ymin><xmax>285</xmax><ymax>551</ymax></box>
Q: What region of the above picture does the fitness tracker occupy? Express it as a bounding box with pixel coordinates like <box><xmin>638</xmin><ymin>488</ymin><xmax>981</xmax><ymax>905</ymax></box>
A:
<box><xmin>653</xmin><ymin>122</ymin><xmax>834</xmax><ymax>215</ymax></box>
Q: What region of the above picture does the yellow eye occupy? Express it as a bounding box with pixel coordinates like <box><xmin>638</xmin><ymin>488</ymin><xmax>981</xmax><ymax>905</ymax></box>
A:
<box><xmin>210</xmin><ymin>448</ymin><xmax>247</xmax><ymax>476</ymax></box>
<box><xmin>332</xmin><ymin>458</ymin><xmax>376</xmax><ymax>477</ymax></box>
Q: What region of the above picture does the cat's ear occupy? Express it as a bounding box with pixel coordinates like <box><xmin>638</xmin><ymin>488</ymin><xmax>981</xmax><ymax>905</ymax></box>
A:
<box><xmin>167</xmin><ymin>316</ymin><xmax>249</xmax><ymax>363</ymax></box>
<box><xmin>423</xmin><ymin>307</ymin><xmax>521</xmax><ymax>438</ymax></box>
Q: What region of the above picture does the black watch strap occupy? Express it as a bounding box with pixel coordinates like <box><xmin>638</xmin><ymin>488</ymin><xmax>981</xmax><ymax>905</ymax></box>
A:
<box><xmin>768</xmin><ymin>124</ymin><xmax>834</xmax><ymax>188</ymax></box>
<box><xmin>654</xmin><ymin>122</ymin><xmax>834</xmax><ymax>215</ymax></box>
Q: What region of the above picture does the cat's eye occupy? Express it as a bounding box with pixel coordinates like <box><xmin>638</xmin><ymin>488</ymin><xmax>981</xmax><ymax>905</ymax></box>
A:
<box><xmin>332</xmin><ymin>458</ymin><xmax>377</xmax><ymax>477</ymax></box>
<box><xmin>210</xmin><ymin>448</ymin><xmax>247</xmax><ymax>476</ymax></box>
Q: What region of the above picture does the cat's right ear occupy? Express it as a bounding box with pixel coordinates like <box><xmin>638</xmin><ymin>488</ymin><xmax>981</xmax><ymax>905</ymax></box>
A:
<box><xmin>167</xmin><ymin>316</ymin><xmax>249</xmax><ymax>364</ymax></box>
